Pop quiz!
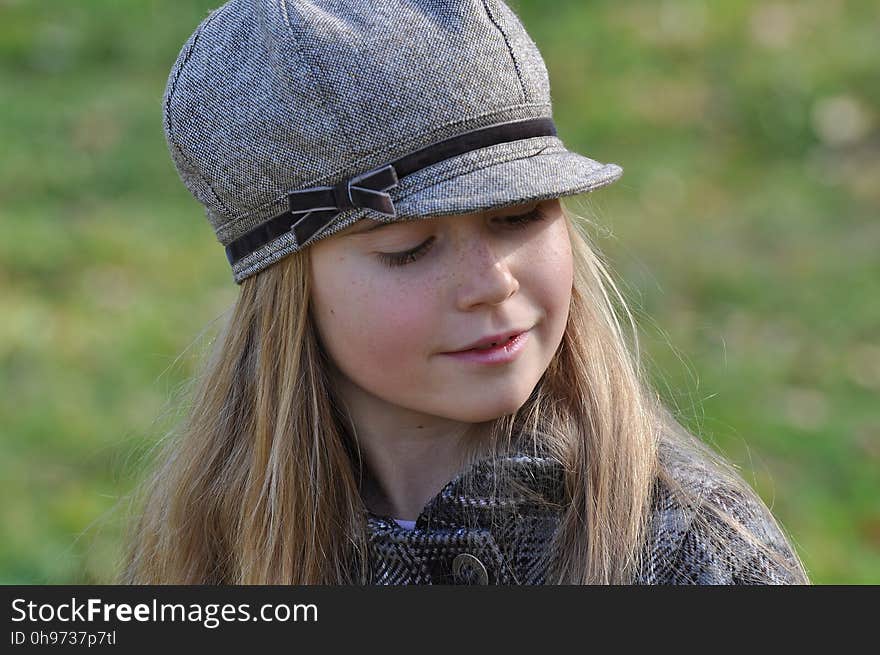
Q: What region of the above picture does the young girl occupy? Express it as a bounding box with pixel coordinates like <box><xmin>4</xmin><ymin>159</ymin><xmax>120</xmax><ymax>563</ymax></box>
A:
<box><xmin>124</xmin><ymin>0</ymin><xmax>809</xmax><ymax>584</ymax></box>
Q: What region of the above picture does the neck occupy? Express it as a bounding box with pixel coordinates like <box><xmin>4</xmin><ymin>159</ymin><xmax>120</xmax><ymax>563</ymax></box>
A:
<box><xmin>358</xmin><ymin>426</ymin><xmax>479</xmax><ymax>520</ymax></box>
<box><xmin>329</xmin><ymin>366</ymin><xmax>495</xmax><ymax>520</ymax></box>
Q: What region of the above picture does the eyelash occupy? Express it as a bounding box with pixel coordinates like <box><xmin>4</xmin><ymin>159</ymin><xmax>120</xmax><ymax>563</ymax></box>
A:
<box><xmin>377</xmin><ymin>207</ymin><xmax>548</xmax><ymax>268</ymax></box>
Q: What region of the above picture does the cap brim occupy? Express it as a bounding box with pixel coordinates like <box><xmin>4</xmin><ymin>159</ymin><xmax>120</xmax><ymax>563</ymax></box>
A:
<box><xmin>386</xmin><ymin>137</ymin><xmax>623</xmax><ymax>220</ymax></box>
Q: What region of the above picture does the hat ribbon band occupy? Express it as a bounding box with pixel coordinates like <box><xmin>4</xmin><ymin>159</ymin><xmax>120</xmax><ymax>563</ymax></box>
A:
<box><xmin>225</xmin><ymin>116</ymin><xmax>557</xmax><ymax>266</ymax></box>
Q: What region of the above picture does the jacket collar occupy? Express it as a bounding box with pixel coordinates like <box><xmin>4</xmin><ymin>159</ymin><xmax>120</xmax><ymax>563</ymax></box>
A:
<box><xmin>363</xmin><ymin>447</ymin><xmax>568</xmax><ymax>584</ymax></box>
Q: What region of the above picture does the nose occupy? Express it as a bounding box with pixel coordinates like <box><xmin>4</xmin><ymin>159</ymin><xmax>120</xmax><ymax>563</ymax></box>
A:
<box><xmin>453</xmin><ymin>233</ymin><xmax>520</xmax><ymax>310</ymax></box>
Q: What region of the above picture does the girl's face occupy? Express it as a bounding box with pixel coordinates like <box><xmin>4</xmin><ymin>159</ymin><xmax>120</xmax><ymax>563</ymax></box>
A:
<box><xmin>308</xmin><ymin>197</ymin><xmax>573</xmax><ymax>429</ymax></box>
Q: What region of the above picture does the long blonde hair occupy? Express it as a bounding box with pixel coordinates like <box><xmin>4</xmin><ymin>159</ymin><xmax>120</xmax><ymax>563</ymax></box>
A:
<box><xmin>122</xmin><ymin>201</ymin><xmax>808</xmax><ymax>584</ymax></box>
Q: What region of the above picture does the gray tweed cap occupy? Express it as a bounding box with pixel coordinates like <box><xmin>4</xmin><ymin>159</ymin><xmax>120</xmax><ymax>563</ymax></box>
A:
<box><xmin>164</xmin><ymin>0</ymin><xmax>623</xmax><ymax>284</ymax></box>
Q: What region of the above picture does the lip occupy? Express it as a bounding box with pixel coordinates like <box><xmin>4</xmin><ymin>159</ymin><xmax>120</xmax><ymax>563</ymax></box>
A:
<box><xmin>441</xmin><ymin>330</ymin><xmax>530</xmax><ymax>365</ymax></box>
<box><xmin>451</xmin><ymin>329</ymin><xmax>530</xmax><ymax>353</ymax></box>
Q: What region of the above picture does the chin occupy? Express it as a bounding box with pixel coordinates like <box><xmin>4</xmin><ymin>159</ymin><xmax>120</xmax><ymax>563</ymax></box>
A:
<box><xmin>449</xmin><ymin>394</ymin><xmax>531</xmax><ymax>423</ymax></box>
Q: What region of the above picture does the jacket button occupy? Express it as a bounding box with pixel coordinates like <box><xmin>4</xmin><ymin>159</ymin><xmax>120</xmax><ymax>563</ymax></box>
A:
<box><xmin>452</xmin><ymin>553</ymin><xmax>489</xmax><ymax>585</ymax></box>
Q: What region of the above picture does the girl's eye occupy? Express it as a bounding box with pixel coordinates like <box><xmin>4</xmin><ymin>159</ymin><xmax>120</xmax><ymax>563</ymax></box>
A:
<box><xmin>376</xmin><ymin>207</ymin><xmax>548</xmax><ymax>268</ymax></box>
<box><xmin>377</xmin><ymin>236</ymin><xmax>437</xmax><ymax>268</ymax></box>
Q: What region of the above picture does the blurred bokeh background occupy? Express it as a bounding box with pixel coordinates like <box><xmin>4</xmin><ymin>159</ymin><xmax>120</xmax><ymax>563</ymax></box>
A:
<box><xmin>1</xmin><ymin>0</ymin><xmax>877</xmax><ymax>584</ymax></box>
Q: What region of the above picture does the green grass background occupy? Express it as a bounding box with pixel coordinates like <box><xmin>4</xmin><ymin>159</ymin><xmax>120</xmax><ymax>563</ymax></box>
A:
<box><xmin>1</xmin><ymin>0</ymin><xmax>877</xmax><ymax>584</ymax></box>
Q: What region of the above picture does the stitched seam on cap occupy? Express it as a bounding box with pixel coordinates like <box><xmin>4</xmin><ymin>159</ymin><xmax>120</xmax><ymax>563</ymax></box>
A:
<box><xmin>481</xmin><ymin>0</ymin><xmax>527</xmax><ymax>102</ymax></box>
<box><xmin>278</xmin><ymin>0</ymin><xmax>344</xmax><ymax>150</ymax></box>
<box><xmin>164</xmin><ymin>6</ymin><xmax>234</xmax><ymax>217</ymax></box>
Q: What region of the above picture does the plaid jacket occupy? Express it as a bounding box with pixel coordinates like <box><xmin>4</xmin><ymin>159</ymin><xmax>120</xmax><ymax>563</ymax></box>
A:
<box><xmin>363</xmin><ymin>448</ymin><xmax>805</xmax><ymax>585</ymax></box>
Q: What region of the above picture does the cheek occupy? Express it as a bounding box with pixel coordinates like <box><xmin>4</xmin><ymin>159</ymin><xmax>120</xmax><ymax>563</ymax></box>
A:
<box><xmin>531</xmin><ymin>222</ymin><xmax>574</xmax><ymax>318</ymax></box>
<box><xmin>356</xmin><ymin>291</ymin><xmax>435</xmax><ymax>365</ymax></box>
<box><xmin>311</xmin><ymin>256</ymin><xmax>437</xmax><ymax>375</ymax></box>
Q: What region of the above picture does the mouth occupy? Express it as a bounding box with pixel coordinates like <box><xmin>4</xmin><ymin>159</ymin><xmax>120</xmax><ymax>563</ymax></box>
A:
<box><xmin>442</xmin><ymin>330</ymin><xmax>531</xmax><ymax>364</ymax></box>
<box><xmin>450</xmin><ymin>329</ymin><xmax>530</xmax><ymax>353</ymax></box>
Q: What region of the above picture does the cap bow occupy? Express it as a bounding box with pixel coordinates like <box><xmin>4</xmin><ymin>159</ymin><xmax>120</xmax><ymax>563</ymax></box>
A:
<box><xmin>287</xmin><ymin>164</ymin><xmax>399</xmax><ymax>246</ymax></box>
